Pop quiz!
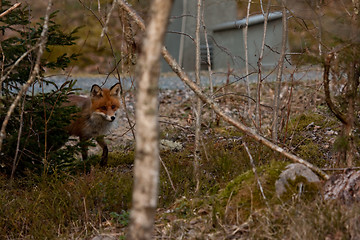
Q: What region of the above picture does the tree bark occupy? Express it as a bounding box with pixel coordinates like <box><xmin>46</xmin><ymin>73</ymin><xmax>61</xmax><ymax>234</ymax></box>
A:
<box><xmin>272</xmin><ymin>0</ymin><xmax>287</xmax><ymax>142</ymax></box>
<box><xmin>243</xmin><ymin>0</ymin><xmax>252</xmax><ymax>115</ymax></box>
<box><xmin>344</xmin><ymin>3</ymin><xmax>359</xmax><ymax>166</ymax></box>
<box><xmin>255</xmin><ymin>0</ymin><xmax>271</xmax><ymax>130</ymax></box>
<box><xmin>323</xmin><ymin>53</ymin><xmax>347</xmax><ymax>125</ymax></box>
<box><xmin>128</xmin><ymin>0</ymin><xmax>173</xmax><ymax>239</ymax></box>
<box><xmin>194</xmin><ymin>0</ymin><xmax>202</xmax><ymax>193</ymax></box>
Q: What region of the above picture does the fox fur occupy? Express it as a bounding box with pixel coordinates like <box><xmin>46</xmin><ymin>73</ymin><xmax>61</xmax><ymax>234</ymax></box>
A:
<box><xmin>66</xmin><ymin>83</ymin><xmax>121</xmax><ymax>166</ymax></box>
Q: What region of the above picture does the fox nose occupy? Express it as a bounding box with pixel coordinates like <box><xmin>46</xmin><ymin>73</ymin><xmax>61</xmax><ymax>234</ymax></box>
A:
<box><xmin>111</xmin><ymin>116</ymin><xmax>115</xmax><ymax>121</ymax></box>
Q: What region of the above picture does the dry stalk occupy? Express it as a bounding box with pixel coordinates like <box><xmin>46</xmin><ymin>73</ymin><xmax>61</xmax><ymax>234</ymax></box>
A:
<box><xmin>159</xmin><ymin>155</ymin><xmax>176</xmax><ymax>193</ymax></box>
<box><xmin>242</xmin><ymin>142</ymin><xmax>269</xmax><ymax>208</ymax></box>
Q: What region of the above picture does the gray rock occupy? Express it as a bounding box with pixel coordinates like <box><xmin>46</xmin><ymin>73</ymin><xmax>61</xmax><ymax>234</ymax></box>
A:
<box><xmin>160</xmin><ymin>139</ymin><xmax>183</xmax><ymax>152</ymax></box>
<box><xmin>91</xmin><ymin>235</ymin><xmax>117</xmax><ymax>240</ymax></box>
<box><xmin>275</xmin><ymin>163</ymin><xmax>321</xmax><ymax>197</ymax></box>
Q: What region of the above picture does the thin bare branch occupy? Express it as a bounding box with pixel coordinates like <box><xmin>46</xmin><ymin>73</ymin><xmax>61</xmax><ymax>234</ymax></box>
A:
<box><xmin>0</xmin><ymin>2</ymin><xmax>21</xmax><ymax>18</ymax></box>
<box><xmin>243</xmin><ymin>142</ymin><xmax>269</xmax><ymax>208</ymax></box>
<box><xmin>98</xmin><ymin>0</ymin><xmax>117</xmax><ymax>49</ymax></box>
<box><xmin>0</xmin><ymin>0</ymin><xmax>53</xmax><ymax>153</ymax></box>
<box><xmin>243</xmin><ymin>0</ymin><xmax>252</xmax><ymax>114</ymax></box>
<box><xmin>323</xmin><ymin>52</ymin><xmax>347</xmax><ymax>125</ymax></box>
<box><xmin>272</xmin><ymin>1</ymin><xmax>288</xmax><ymax>142</ymax></box>
<box><xmin>194</xmin><ymin>0</ymin><xmax>202</xmax><ymax>193</ymax></box>
<box><xmin>159</xmin><ymin>156</ymin><xmax>176</xmax><ymax>193</ymax></box>
<box><xmin>201</xmin><ymin>0</ymin><xmax>214</xmax><ymax>123</ymax></box>
<box><xmin>10</xmin><ymin>95</ymin><xmax>26</xmax><ymax>181</ymax></box>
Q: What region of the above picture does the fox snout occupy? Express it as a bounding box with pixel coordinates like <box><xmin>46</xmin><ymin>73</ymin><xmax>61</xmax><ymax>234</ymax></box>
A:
<box><xmin>104</xmin><ymin>114</ymin><xmax>116</xmax><ymax>122</ymax></box>
<box><xmin>94</xmin><ymin>111</ymin><xmax>117</xmax><ymax>122</ymax></box>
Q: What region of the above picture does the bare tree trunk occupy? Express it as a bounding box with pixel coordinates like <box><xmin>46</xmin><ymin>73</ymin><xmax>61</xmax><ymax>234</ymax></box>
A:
<box><xmin>272</xmin><ymin>0</ymin><xmax>287</xmax><ymax>142</ymax></box>
<box><xmin>323</xmin><ymin>3</ymin><xmax>360</xmax><ymax>167</ymax></box>
<box><xmin>344</xmin><ymin>4</ymin><xmax>359</xmax><ymax>166</ymax></box>
<box><xmin>193</xmin><ymin>0</ymin><xmax>202</xmax><ymax>193</ymax></box>
<box><xmin>128</xmin><ymin>0</ymin><xmax>173</xmax><ymax>239</ymax></box>
<box><xmin>178</xmin><ymin>0</ymin><xmax>187</xmax><ymax>66</ymax></box>
<box><xmin>243</xmin><ymin>0</ymin><xmax>252</xmax><ymax>115</ymax></box>
<box><xmin>118</xmin><ymin>0</ymin><xmax>329</xmax><ymax>181</ymax></box>
<box><xmin>255</xmin><ymin>0</ymin><xmax>271</xmax><ymax>130</ymax></box>
<box><xmin>201</xmin><ymin>0</ymin><xmax>214</xmax><ymax>123</ymax></box>
<box><xmin>344</xmin><ymin>63</ymin><xmax>358</xmax><ymax>166</ymax></box>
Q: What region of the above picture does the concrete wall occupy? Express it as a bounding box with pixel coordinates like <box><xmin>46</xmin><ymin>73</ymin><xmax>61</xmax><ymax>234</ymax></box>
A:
<box><xmin>212</xmin><ymin>12</ymin><xmax>286</xmax><ymax>71</ymax></box>
<box><xmin>161</xmin><ymin>0</ymin><xmax>237</xmax><ymax>72</ymax></box>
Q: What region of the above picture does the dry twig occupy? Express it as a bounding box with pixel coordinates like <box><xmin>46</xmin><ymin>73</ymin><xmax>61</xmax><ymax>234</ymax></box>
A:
<box><xmin>0</xmin><ymin>2</ymin><xmax>21</xmax><ymax>18</ymax></box>
<box><xmin>243</xmin><ymin>142</ymin><xmax>269</xmax><ymax>208</ymax></box>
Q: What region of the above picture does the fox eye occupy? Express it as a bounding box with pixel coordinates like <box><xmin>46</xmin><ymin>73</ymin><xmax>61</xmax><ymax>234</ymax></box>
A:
<box><xmin>100</xmin><ymin>106</ymin><xmax>107</xmax><ymax>111</ymax></box>
<box><xmin>111</xmin><ymin>105</ymin><xmax>116</xmax><ymax>109</ymax></box>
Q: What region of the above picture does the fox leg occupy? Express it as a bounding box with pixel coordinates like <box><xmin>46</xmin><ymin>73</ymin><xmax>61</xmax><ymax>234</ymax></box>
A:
<box><xmin>96</xmin><ymin>136</ymin><xmax>108</xmax><ymax>167</ymax></box>
<box><xmin>79</xmin><ymin>137</ymin><xmax>89</xmax><ymax>160</ymax></box>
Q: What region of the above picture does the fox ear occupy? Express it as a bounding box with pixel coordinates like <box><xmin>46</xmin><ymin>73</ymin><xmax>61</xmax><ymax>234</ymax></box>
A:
<box><xmin>110</xmin><ymin>83</ymin><xmax>121</xmax><ymax>97</ymax></box>
<box><xmin>91</xmin><ymin>84</ymin><xmax>103</xmax><ymax>98</ymax></box>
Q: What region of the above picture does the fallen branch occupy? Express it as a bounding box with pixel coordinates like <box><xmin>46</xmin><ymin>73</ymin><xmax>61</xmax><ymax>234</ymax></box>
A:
<box><xmin>117</xmin><ymin>0</ymin><xmax>330</xmax><ymax>181</ymax></box>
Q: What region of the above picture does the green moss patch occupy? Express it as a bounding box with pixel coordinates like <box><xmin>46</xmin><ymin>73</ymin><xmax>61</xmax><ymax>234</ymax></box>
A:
<box><xmin>214</xmin><ymin>161</ymin><xmax>288</xmax><ymax>223</ymax></box>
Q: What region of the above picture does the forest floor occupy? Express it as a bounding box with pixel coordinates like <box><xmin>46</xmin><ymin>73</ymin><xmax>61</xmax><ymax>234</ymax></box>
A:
<box><xmin>91</xmin><ymin>77</ymin><xmax>359</xmax><ymax>239</ymax></box>
<box><xmin>2</xmin><ymin>77</ymin><xmax>360</xmax><ymax>239</ymax></box>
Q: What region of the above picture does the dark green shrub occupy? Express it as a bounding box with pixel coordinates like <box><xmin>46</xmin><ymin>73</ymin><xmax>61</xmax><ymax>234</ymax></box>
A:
<box><xmin>0</xmin><ymin>1</ymin><xmax>81</xmax><ymax>176</ymax></box>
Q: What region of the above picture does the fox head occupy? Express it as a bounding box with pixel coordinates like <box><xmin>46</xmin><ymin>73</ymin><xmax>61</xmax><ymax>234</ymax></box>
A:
<box><xmin>90</xmin><ymin>83</ymin><xmax>121</xmax><ymax>122</ymax></box>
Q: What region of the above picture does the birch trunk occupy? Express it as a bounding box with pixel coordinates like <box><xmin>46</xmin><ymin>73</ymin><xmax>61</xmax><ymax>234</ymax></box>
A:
<box><xmin>255</xmin><ymin>0</ymin><xmax>271</xmax><ymax>130</ymax></box>
<box><xmin>194</xmin><ymin>0</ymin><xmax>202</xmax><ymax>193</ymax></box>
<box><xmin>243</xmin><ymin>0</ymin><xmax>252</xmax><ymax>115</ymax></box>
<box><xmin>272</xmin><ymin>0</ymin><xmax>287</xmax><ymax>142</ymax></box>
<box><xmin>128</xmin><ymin>0</ymin><xmax>173</xmax><ymax>239</ymax></box>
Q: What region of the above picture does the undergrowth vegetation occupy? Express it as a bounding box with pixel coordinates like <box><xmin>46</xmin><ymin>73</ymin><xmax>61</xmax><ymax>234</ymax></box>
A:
<box><xmin>1</xmin><ymin>77</ymin><xmax>357</xmax><ymax>238</ymax></box>
<box><xmin>2</xmin><ymin>1</ymin><xmax>360</xmax><ymax>239</ymax></box>
<box><xmin>1</xmin><ymin>116</ymin><xmax>357</xmax><ymax>239</ymax></box>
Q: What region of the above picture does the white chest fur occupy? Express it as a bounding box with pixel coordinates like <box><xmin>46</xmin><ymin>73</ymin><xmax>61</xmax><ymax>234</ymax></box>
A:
<box><xmin>82</xmin><ymin>112</ymin><xmax>116</xmax><ymax>139</ymax></box>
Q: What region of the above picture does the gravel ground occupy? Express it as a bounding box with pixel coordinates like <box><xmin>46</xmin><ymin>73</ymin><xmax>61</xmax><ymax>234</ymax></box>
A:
<box><xmin>42</xmin><ymin>67</ymin><xmax>323</xmax><ymax>157</ymax></box>
<box><xmin>40</xmin><ymin>67</ymin><xmax>323</xmax><ymax>92</ymax></box>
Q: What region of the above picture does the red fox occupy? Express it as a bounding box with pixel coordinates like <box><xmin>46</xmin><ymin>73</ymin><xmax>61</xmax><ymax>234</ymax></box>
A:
<box><xmin>66</xmin><ymin>83</ymin><xmax>121</xmax><ymax>166</ymax></box>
